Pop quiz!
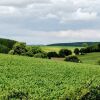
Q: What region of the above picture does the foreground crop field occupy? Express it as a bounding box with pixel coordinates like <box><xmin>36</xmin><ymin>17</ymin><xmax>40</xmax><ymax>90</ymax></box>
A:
<box><xmin>0</xmin><ymin>54</ymin><xmax>100</xmax><ymax>99</ymax></box>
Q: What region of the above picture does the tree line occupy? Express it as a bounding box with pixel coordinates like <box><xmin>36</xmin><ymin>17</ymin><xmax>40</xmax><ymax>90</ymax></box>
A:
<box><xmin>0</xmin><ymin>38</ymin><xmax>100</xmax><ymax>63</ymax></box>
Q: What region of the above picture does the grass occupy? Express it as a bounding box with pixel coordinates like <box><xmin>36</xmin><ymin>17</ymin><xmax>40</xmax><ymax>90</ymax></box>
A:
<box><xmin>78</xmin><ymin>52</ymin><xmax>100</xmax><ymax>65</ymax></box>
<box><xmin>0</xmin><ymin>54</ymin><xmax>100</xmax><ymax>99</ymax></box>
<box><xmin>51</xmin><ymin>52</ymin><xmax>100</xmax><ymax>65</ymax></box>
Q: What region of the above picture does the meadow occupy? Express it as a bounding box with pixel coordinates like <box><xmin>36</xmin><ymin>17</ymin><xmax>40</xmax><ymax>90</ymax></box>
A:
<box><xmin>78</xmin><ymin>52</ymin><xmax>100</xmax><ymax>65</ymax></box>
<box><xmin>0</xmin><ymin>54</ymin><xmax>100</xmax><ymax>99</ymax></box>
<box><xmin>42</xmin><ymin>46</ymin><xmax>100</xmax><ymax>65</ymax></box>
<box><xmin>52</xmin><ymin>52</ymin><xmax>100</xmax><ymax>65</ymax></box>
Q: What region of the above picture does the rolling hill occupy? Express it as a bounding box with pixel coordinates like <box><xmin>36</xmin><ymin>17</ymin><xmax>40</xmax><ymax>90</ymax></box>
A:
<box><xmin>48</xmin><ymin>42</ymin><xmax>100</xmax><ymax>46</ymax></box>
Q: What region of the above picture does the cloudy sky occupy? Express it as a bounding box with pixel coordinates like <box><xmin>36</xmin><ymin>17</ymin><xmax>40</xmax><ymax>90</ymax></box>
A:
<box><xmin>0</xmin><ymin>0</ymin><xmax>100</xmax><ymax>44</ymax></box>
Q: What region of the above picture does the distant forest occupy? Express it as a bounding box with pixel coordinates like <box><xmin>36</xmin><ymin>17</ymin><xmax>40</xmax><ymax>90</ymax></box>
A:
<box><xmin>0</xmin><ymin>38</ymin><xmax>16</xmax><ymax>53</ymax></box>
<box><xmin>48</xmin><ymin>42</ymin><xmax>100</xmax><ymax>46</ymax></box>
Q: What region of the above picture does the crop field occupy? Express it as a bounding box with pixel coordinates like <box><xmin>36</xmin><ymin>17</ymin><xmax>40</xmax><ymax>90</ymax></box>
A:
<box><xmin>41</xmin><ymin>46</ymin><xmax>81</xmax><ymax>53</ymax></box>
<box><xmin>0</xmin><ymin>54</ymin><xmax>100</xmax><ymax>99</ymax></box>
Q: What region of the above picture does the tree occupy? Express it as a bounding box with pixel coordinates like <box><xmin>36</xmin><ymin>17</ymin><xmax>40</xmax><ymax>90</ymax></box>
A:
<box><xmin>74</xmin><ymin>48</ymin><xmax>80</xmax><ymax>55</ymax></box>
<box><xmin>10</xmin><ymin>42</ymin><xmax>27</xmax><ymax>55</ymax></box>
<box><xmin>59</xmin><ymin>49</ymin><xmax>72</xmax><ymax>57</ymax></box>
<box><xmin>80</xmin><ymin>48</ymin><xmax>86</xmax><ymax>55</ymax></box>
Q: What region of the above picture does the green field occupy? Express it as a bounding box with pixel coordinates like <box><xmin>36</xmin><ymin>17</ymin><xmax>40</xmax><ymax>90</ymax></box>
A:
<box><xmin>0</xmin><ymin>54</ymin><xmax>100</xmax><ymax>99</ymax></box>
<box><xmin>78</xmin><ymin>52</ymin><xmax>100</xmax><ymax>65</ymax></box>
<box><xmin>41</xmin><ymin>46</ymin><xmax>81</xmax><ymax>53</ymax></box>
<box><xmin>51</xmin><ymin>52</ymin><xmax>100</xmax><ymax>65</ymax></box>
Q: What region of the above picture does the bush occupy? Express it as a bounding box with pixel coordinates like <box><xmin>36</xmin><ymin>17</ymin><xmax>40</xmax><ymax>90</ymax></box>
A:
<box><xmin>59</xmin><ymin>49</ymin><xmax>72</xmax><ymax>57</ymax></box>
<box><xmin>74</xmin><ymin>48</ymin><xmax>80</xmax><ymax>55</ymax></box>
<box><xmin>47</xmin><ymin>51</ymin><xmax>59</xmax><ymax>59</ymax></box>
<box><xmin>26</xmin><ymin>46</ymin><xmax>43</xmax><ymax>57</ymax></box>
<box><xmin>30</xmin><ymin>46</ymin><xmax>43</xmax><ymax>54</ymax></box>
<box><xmin>64</xmin><ymin>55</ymin><xmax>81</xmax><ymax>63</ymax></box>
<box><xmin>25</xmin><ymin>50</ymin><xmax>34</xmax><ymax>57</ymax></box>
<box><xmin>34</xmin><ymin>52</ymin><xmax>48</xmax><ymax>58</ymax></box>
<box><xmin>3</xmin><ymin>91</ymin><xmax>28</xmax><ymax>100</ymax></box>
<box><xmin>80</xmin><ymin>86</ymin><xmax>100</xmax><ymax>100</ymax></box>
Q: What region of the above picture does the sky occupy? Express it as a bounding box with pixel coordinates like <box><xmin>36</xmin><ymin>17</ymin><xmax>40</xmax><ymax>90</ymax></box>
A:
<box><xmin>0</xmin><ymin>0</ymin><xmax>100</xmax><ymax>45</ymax></box>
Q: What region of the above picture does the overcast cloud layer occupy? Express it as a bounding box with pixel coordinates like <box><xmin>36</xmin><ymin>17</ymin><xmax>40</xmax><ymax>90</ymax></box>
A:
<box><xmin>0</xmin><ymin>0</ymin><xmax>100</xmax><ymax>44</ymax></box>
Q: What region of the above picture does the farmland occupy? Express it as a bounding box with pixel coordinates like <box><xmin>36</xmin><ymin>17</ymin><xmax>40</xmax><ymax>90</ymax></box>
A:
<box><xmin>0</xmin><ymin>54</ymin><xmax>100</xmax><ymax>99</ymax></box>
<box><xmin>41</xmin><ymin>46</ymin><xmax>81</xmax><ymax>53</ymax></box>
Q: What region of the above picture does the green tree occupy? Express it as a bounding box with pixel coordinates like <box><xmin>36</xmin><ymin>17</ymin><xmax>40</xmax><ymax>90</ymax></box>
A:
<box><xmin>80</xmin><ymin>48</ymin><xmax>85</xmax><ymax>55</ymax></box>
<box><xmin>74</xmin><ymin>48</ymin><xmax>80</xmax><ymax>55</ymax></box>
<box><xmin>10</xmin><ymin>42</ymin><xmax>27</xmax><ymax>55</ymax></box>
<box><xmin>59</xmin><ymin>49</ymin><xmax>72</xmax><ymax>57</ymax></box>
<box><xmin>47</xmin><ymin>51</ymin><xmax>58</xmax><ymax>59</ymax></box>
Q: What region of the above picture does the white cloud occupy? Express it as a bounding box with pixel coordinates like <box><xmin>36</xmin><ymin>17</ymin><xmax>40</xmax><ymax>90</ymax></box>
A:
<box><xmin>0</xmin><ymin>6</ymin><xmax>20</xmax><ymax>16</ymax></box>
<box><xmin>0</xmin><ymin>29</ymin><xmax>100</xmax><ymax>44</ymax></box>
<box><xmin>0</xmin><ymin>0</ymin><xmax>99</xmax><ymax>21</ymax></box>
<box><xmin>74</xmin><ymin>8</ymin><xmax>97</xmax><ymax>20</ymax></box>
<box><xmin>0</xmin><ymin>0</ymin><xmax>50</xmax><ymax>7</ymax></box>
<box><xmin>0</xmin><ymin>0</ymin><xmax>100</xmax><ymax>44</ymax></box>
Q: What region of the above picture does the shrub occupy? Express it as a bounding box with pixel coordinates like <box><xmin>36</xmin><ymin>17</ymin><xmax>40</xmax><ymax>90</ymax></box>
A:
<box><xmin>25</xmin><ymin>50</ymin><xmax>34</xmax><ymax>57</ymax></box>
<box><xmin>73</xmin><ymin>79</ymin><xmax>100</xmax><ymax>100</ymax></box>
<box><xmin>64</xmin><ymin>55</ymin><xmax>81</xmax><ymax>63</ymax></box>
<box><xmin>47</xmin><ymin>51</ymin><xmax>59</xmax><ymax>59</ymax></box>
<box><xmin>80</xmin><ymin>86</ymin><xmax>100</xmax><ymax>100</ymax></box>
<box><xmin>59</xmin><ymin>49</ymin><xmax>72</xmax><ymax>57</ymax></box>
<box><xmin>74</xmin><ymin>48</ymin><xmax>80</xmax><ymax>55</ymax></box>
<box><xmin>34</xmin><ymin>52</ymin><xmax>48</xmax><ymax>58</ymax></box>
<box><xmin>3</xmin><ymin>91</ymin><xmax>28</xmax><ymax>100</ymax></box>
<box><xmin>26</xmin><ymin>46</ymin><xmax>43</xmax><ymax>57</ymax></box>
<box><xmin>30</xmin><ymin>46</ymin><xmax>43</xmax><ymax>54</ymax></box>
